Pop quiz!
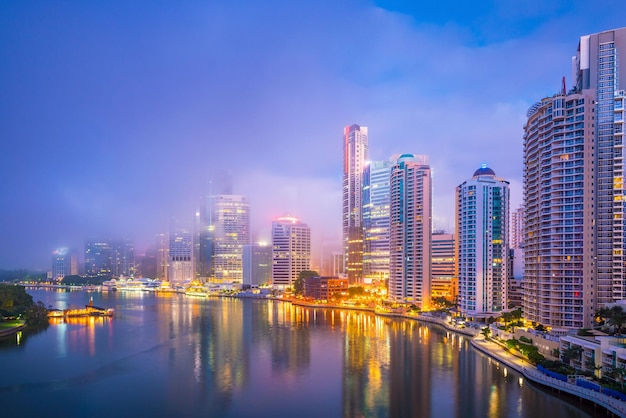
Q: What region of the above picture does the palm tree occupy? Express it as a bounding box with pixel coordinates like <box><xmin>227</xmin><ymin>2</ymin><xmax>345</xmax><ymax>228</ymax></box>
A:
<box><xmin>608</xmin><ymin>306</ymin><xmax>626</xmax><ymax>335</ymax></box>
<box><xmin>561</xmin><ymin>345</ymin><xmax>583</xmax><ymax>366</ymax></box>
<box><xmin>481</xmin><ymin>327</ymin><xmax>491</xmax><ymax>340</ymax></box>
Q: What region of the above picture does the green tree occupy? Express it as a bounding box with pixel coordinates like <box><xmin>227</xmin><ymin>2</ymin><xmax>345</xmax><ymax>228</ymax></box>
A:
<box><xmin>24</xmin><ymin>301</ymin><xmax>49</xmax><ymax>326</ymax></box>
<box><xmin>294</xmin><ymin>270</ymin><xmax>319</xmax><ymax>296</ymax></box>
<box><xmin>480</xmin><ymin>327</ymin><xmax>491</xmax><ymax>339</ymax></box>
<box><xmin>347</xmin><ymin>286</ymin><xmax>365</xmax><ymax>297</ymax></box>
<box><xmin>608</xmin><ymin>306</ymin><xmax>626</xmax><ymax>335</ymax></box>
<box><xmin>561</xmin><ymin>345</ymin><xmax>583</xmax><ymax>365</ymax></box>
<box><xmin>0</xmin><ymin>284</ymin><xmax>34</xmax><ymax>316</ymax></box>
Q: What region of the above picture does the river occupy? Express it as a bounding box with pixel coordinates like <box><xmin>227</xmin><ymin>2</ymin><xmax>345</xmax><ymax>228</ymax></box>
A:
<box><xmin>0</xmin><ymin>289</ymin><xmax>598</xmax><ymax>417</ymax></box>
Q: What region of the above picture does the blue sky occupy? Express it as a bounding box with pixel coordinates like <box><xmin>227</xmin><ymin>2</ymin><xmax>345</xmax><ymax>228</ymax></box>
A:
<box><xmin>1</xmin><ymin>0</ymin><xmax>625</xmax><ymax>269</ymax></box>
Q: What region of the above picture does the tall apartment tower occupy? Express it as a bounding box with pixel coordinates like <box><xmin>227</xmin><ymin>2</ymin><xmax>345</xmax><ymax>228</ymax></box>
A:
<box><xmin>456</xmin><ymin>165</ymin><xmax>509</xmax><ymax>319</ymax></box>
<box><xmin>576</xmin><ymin>28</ymin><xmax>626</xmax><ymax>304</ymax></box>
<box><xmin>524</xmin><ymin>27</ymin><xmax>626</xmax><ymax>329</ymax></box>
<box><xmin>200</xmin><ymin>195</ymin><xmax>251</xmax><ymax>283</ymax></box>
<box><xmin>271</xmin><ymin>215</ymin><xmax>311</xmax><ymax>289</ymax></box>
<box><xmin>388</xmin><ymin>154</ymin><xmax>432</xmax><ymax>308</ymax></box>
<box><xmin>362</xmin><ymin>158</ymin><xmax>393</xmax><ymax>284</ymax></box>
<box><xmin>342</xmin><ymin>124</ymin><xmax>368</xmax><ymax>284</ymax></box>
<box><xmin>511</xmin><ymin>206</ymin><xmax>525</xmax><ymax>249</ymax></box>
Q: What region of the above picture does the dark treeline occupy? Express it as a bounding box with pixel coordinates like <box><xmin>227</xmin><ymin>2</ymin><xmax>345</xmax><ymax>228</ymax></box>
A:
<box><xmin>0</xmin><ymin>270</ymin><xmax>46</xmax><ymax>282</ymax></box>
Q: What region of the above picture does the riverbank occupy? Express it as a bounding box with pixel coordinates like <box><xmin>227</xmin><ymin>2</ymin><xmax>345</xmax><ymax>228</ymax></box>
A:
<box><xmin>0</xmin><ymin>322</ymin><xmax>26</xmax><ymax>338</ymax></box>
<box><xmin>287</xmin><ymin>298</ymin><xmax>626</xmax><ymax>416</ymax></box>
<box><xmin>472</xmin><ymin>337</ymin><xmax>626</xmax><ymax>417</ymax></box>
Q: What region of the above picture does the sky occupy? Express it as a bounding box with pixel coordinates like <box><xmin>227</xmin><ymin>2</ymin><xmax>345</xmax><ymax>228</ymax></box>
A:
<box><xmin>1</xmin><ymin>0</ymin><xmax>626</xmax><ymax>270</ymax></box>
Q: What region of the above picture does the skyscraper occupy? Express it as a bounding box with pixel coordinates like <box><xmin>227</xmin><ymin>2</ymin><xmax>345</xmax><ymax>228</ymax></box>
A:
<box><xmin>51</xmin><ymin>248</ymin><xmax>78</xmax><ymax>280</ymax></box>
<box><xmin>201</xmin><ymin>195</ymin><xmax>250</xmax><ymax>283</ymax></box>
<box><xmin>342</xmin><ymin>124</ymin><xmax>368</xmax><ymax>284</ymax></box>
<box><xmin>84</xmin><ymin>240</ymin><xmax>112</xmax><ymax>278</ymax></box>
<box><xmin>362</xmin><ymin>158</ymin><xmax>392</xmax><ymax>284</ymax></box>
<box><xmin>242</xmin><ymin>243</ymin><xmax>272</xmax><ymax>287</ymax></box>
<box><xmin>576</xmin><ymin>28</ymin><xmax>626</xmax><ymax>304</ymax></box>
<box><xmin>523</xmin><ymin>27</ymin><xmax>626</xmax><ymax>329</ymax></box>
<box><xmin>456</xmin><ymin>165</ymin><xmax>509</xmax><ymax>319</ymax></box>
<box><xmin>111</xmin><ymin>239</ymin><xmax>135</xmax><ymax>278</ymax></box>
<box><xmin>169</xmin><ymin>223</ymin><xmax>193</xmax><ymax>284</ymax></box>
<box><xmin>388</xmin><ymin>154</ymin><xmax>432</xmax><ymax>308</ymax></box>
<box><xmin>271</xmin><ymin>215</ymin><xmax>311</xmax><ymax>289</ymax></box>
<box><xmin>511</xmin><ymin>206</ymin><xmax>525</xmax><ymax>249</ymax></box>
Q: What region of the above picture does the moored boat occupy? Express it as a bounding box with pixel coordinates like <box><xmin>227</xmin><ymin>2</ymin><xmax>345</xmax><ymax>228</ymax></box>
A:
<box><xmin>47</xmin><ymin>297</ymin><xmax>114</xmax><ymax>318</ymax></box>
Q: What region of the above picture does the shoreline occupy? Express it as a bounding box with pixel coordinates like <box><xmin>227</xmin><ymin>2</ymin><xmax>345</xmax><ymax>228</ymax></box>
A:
<box><xmin>0</xmin><ymin>323</ymin><xmax>26</xmax><ymax>339</ymax></box>
<box><xmin>286</xmin><ymin>298</ymin><xmax>626</xmax><ymax>417</ymax></box>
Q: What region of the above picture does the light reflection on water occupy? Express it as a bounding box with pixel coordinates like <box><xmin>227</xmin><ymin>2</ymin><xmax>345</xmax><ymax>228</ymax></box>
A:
<box><xmin>0</xmin><ymin>289</ymin><xmax>595</xmax><ymax>418</ymax></box>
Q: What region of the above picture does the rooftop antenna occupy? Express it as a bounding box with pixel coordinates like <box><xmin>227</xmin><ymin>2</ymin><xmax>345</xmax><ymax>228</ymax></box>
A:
<box><xmin>561</xmin><ymin>76</ymin><xmax>566</xmax><ymax>95</ymax></box>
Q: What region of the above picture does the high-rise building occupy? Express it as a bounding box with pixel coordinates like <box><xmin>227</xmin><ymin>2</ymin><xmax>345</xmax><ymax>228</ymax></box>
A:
<box><xmin>388</xmin><ymin>154</ymin><xmax>432</xmax><ymax>308</ymax></box>
<box><xmin>523</xmin><ymin>27</ymin><xmax>626</xmax><ymax>329</ymax></box>
<box><xmin>511</xmin><ymin>206</ymin><xmax>525</xmax><ymax>249</ymax></box>
<box><xmin>111</xmin><ymin>239</ymin><xmax>135</xmax><ymax>278</ymax></box>
<box><xmin>362</xmin><ymin>158</ymin><xmax>392</xmax><ymax>284</ymax></box>
<box><xmin>136</xmin><ymin>246</ymin><xmax>157</xmax><ymax>279</ymax></box>
<box><xmin>84</xmin><ymin>240</ymin><xmax>112</xmax><ymax>278</ymax></box>
<box><xmin>342</xmin><ymin>124</ymin><xmax>368</xmax><ymax>284</ymax></box>
<box><xmin>200</xmin><ymin>195</ymin><xmax>250</xmax><ymax>283</ymax></box>
<box><xmin>271</xmin><ymin>215</ymin><xmax>311</xmax><ymax>289</ymax></box>
<box><xmin>242</xmin><ymin>243</ymin><xmax>272</xmax><ymax>287</ymax></box>
<box><xmin>169</xmin><ymin>223</ymin><xmax>193</xmax><ymax>284</ymax></box>
<box><xmin>456</xmin><ymin>165</ymin><xmax>509</xmax><ymax>319</ymax></box>
<box><xmin>156</xmin><ymin>233</ymin><xmax>169</xmax><ymax>281</ymax></box>
<box><xmin>576</xmin><ymin>28</ymin><xmax>626</xmax><ymax>304</ymax></box>
<box><xmin>431</xmin><ymin>232</ymin><xmax>455</xmax><ymax>302</ymax></box>
<box><xmin>524</xmin><ymin>89</ymin><xmax>596</xmax><ymax>329</ymax></box>
<box><xmin>51</xmin><ymin>248</ymin><xmax>78</xmax><ymax>280</ymax></box>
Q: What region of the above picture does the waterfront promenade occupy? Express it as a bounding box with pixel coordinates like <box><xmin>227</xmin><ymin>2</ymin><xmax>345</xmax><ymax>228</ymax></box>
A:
<box><xmin>472</xmin><ymin>337</ymin><xmax>626</xmax><ymax>417</ymax></box>
<box><xmin>289</xmin><ymin>298</ymin><xmax>626</xmax><ymax>417</ymax></box>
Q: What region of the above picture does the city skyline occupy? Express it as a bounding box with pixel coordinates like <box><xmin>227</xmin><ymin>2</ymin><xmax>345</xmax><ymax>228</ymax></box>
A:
<box><xmin>2</xmin><ymin>2</ymin><xmax>626</xmax><ymax>270</ymax></box>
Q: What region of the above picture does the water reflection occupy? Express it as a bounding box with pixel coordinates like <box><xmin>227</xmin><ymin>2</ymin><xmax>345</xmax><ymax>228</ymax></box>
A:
<box><xmin>0</xmin><ymin>290</ymin><xmax>596</xmax><ymax>418</ymax></box>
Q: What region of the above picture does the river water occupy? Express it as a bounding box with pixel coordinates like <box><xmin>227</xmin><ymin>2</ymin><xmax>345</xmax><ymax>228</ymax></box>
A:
<box><xmin>0</xmin><ymin>289</ymin><xmax>597</xmax><ymax>418</ymax></box>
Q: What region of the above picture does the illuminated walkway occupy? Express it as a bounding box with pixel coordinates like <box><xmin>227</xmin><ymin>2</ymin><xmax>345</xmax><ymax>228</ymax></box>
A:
<box><xmin>472</xmin><ymin>337</ymin><xmax>626</xmax><ymax>417</ymax></box>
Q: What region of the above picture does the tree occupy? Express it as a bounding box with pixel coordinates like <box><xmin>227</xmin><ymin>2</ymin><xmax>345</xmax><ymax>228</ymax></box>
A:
<box><xmin>595</xmin><ymin>306</ymin><xmax>611</xmax><ymax>327</ymax></box>
<box><xmin>24</xmin><ymin>301</ymin><xmax>49</xmax><ymax>326</ymax></box>
<box><xmin>561</xmin><ymin>345</ymin><xmax>583</xmax><ymax>365</ymax></box>
<box><xmin>0</xmin><ymin>284</ymin><xmax>34</xmax><ymax>317</ymax></box>
<box><xmin>294</xmin><ymin>270</ymin><xmax>319</xmax><ymax>296</ymax></box>
<box><xmin>481</xmin><ymin>327</ymin><xmax>491</xmax><ymax>340</ymax></box>
<box><xmin>608</xmin><ymin>306</ymin><xmax>626</xmax><ymax>335</ymax></box>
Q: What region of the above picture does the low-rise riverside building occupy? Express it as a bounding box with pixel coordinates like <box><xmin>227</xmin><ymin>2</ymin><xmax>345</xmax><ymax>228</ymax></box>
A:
<box><xmin>560</xmin><ymin>335</ymin><xmax>626</xmax><ymax>378</ymax></box>
<box><xmin>303</xmin><ymin>276</ymin><xmax>348</xmax><ymax>301</ymax></box>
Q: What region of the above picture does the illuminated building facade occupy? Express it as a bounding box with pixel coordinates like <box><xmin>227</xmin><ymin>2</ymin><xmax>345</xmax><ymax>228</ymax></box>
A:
<box><xmin>388</xmin><ymin>154</ymin><xmax>432</xmax><ymax>308</ymax></box>
<box><xmin>242</xmin><ymin>243</ymin><xmax>272</xmax><ymax>287</ymax></box>
<box><xmin>52</xmin><ymin>248</ymin><xmax>78</xmax><ymax>280</ymax></box>
<box><xmin>272</xmin><ymin>215</ymin><xmax>311</xmax><ymax>289</ymax></box>
<box><xmin>156</xmin><ymin>233</ymin><xmax>169</xmax><ymax>281</ymax></box>
<box><xmin>169</xmin><ymin>225</ymin><xmax>193</xmax><ymax>284</ymax></box>
<box><xmin>302</xmin><ymin>276</ymin><xmax>348</xmax><ymax>301</ymax></box>
<box><xmin>84</xmin><ymin>240</ymin><xmax>112</xmax><ymax>278</ymax></box>
<box><xmin>456</xmin><ymin>165</ymin><xmax>509</xmax><ymax>319</ymax></box>
<box><xmin>111</xmin><ymin>239</ymin><xmax>135</xmax><ymax>278</ymax></box>
<box><xmin>343</xmin><ymin>124</ymin><xmax>368</xmax><ymax>284</ymax></box>
<box><xmin>362</xmin><ymin>158</ymin><xmax>392</xmax><ymax>284</ymax></box>
<box><xmin>202</xmin><ymin>195</ymin><xmax>251</xmax><ymax>283</ymax></box>
<box><xmin>431</xmin><ymin>232</ymin><xmax>455</xmax><ymax>302</ymax></box>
